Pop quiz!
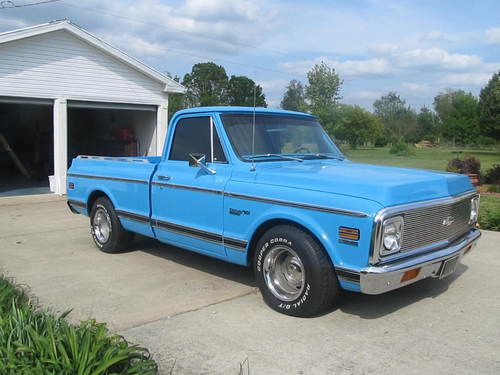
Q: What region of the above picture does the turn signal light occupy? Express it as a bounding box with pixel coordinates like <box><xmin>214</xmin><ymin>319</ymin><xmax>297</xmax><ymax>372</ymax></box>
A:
<box><xmin>401</xmin><ymin>268</ymin><xmax>421</xmax><ymax>282</ymax></box>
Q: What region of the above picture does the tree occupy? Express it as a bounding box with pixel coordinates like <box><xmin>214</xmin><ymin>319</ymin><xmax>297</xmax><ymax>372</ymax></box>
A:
<box><xmin>227</xmin><ymin>75</ymin><xmax>266</xmax><ymax>107</ymax></box>
<box><xmin>433</xmin><ymin>90</ymin><xmax>480</xmax><ymax>145</ymax></box>
<box><xmin>334</xmin><ymin>105</ymin><xmax>383</xmax><ymax>148</ymax></box>
<box><xmin>373</xmin><ymin>92</ymin><xmax>417</xmax><ymax>140</ymax></box>
<box><xmin>416</xmin><ymin>106</ymin><xmax>439</xmax><ymax>142</ymax></box>
<box><xmin>304</xmin><ymin>61</ymin><xmax>343</xmax><ymax>133</ymax></box>
<box><xmin>305</xmin><ymin>62</ymin><xmax>342</xmax><ymax>110</ymax></box>
<box><xmin>280</xmin><ymin>80</ymin><xmax>306</xmax><ymax>111</ymax></box>
<box><xmin>182</xmin><ymin>62</ymin><xmax>229</xmax><ymax>107</ymax></box>
<box><xmin>434</xmin><ymin>90</ymin><xmax>480</xmax><ymax>145</ymax></box>
<box><xmin>478</xmin><ymin>71</ymin><xmax>500</xmax><ymax>141</ymax></box>
<box><xmin>166</xmin><ymin>74</ymin><xmax>186</xmax><ymax>118</ymax></box>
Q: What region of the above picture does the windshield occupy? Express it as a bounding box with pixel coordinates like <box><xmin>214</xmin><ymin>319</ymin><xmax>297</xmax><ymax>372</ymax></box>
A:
<box><xmin>221</xmin><ymin>114</ymin><xmax>344</xmax><ymax>162</ymax></box>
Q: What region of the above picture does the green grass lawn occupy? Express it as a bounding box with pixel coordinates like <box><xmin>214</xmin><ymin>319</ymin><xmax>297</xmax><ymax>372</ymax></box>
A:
<box><xmin>345</xmin><ymin>146</ymin><xmax>500</xmax><ymax>231</ymax></box>
<box><xmin>345</xmin><ymin>146</ymin><xmax>499</xmax><ymax>172</ymax></box>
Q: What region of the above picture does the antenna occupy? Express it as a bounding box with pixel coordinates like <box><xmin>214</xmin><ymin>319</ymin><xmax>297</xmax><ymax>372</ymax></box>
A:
<box><xmin>250</xmin><ymin>84</ymin><xmax>257</xmax><ymax>172</ymax></box>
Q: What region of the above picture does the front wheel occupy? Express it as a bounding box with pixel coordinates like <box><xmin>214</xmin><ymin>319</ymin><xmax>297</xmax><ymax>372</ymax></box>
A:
<box><xmin>254</xmin><ymin>225</ymin><xmax>340</xmax><ymax>317</ymax></box>
<box><xmin>90</xmin><ymin>197</ymin><xmax>133</xmax><ymax>253</ymax></box>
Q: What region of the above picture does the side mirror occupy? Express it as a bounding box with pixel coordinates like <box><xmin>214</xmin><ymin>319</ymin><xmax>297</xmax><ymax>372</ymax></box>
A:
<box><xmin>188</xmin><ymin>153</ymin><xmax>216</xmax><ymax>175</ymax></box>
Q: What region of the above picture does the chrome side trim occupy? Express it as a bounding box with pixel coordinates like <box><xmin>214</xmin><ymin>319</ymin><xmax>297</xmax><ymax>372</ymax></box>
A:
<box><xmin>67</xmin><ymin>173</ymin><xmax>148</xmax><ymax>185</ymax></box>
<box><xmin>223</xmin><ymin>237</ymin><xmax>249</xmax><ymax>250</ymax></box>
<box><xmin>116</xmin><ymin>209</ymin><xmax>248</xmax><ymax>251</ymax></box>
<box><xmin>224</xmin><ymin>191</ymin><xmax>369</xmax><ymax>218</ymax></box>
<box><xmin>150</xmin><ymin>183</ymin><xmax>368</xmax><ymax>217</ymax></box>
<box><xmin>67</xmin><ymin>199</ymin><xmax>86</xmax><ymax>208</ymax></box>
<box><xmin>115</xmin><ymin>210</ymin><xmax>150</xmax><ymax>224</ymax></box>
<box><xmin>151</xmin><ymin>181</ymin><xmax>223</xmax><ymax>195</ymax></box>
<box><xmin>153</xmin><ymin>219</ymin><xmax>223</xmax><ymax>244</ymax></box>
<box><xmin>370</xmin><ymin>191</ymin><xmax>478</xmax><ymax>265</ymax></box>
<box><xmin>153</xmin><ymin>219</ymin><xmax>248</xmax><ymax>251</ymax></box>
<box><xmin>336</xmin><ymin>268</ymin><xmax>361</xmax><ymax>283</ymax></box>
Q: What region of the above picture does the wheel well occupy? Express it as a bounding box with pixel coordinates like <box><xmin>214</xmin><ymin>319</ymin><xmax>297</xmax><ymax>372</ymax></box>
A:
<box><xmin>87</xmin><ymin>190</ymin><xmax>109</xmax><ymax>215</ymax></box>
<box><xmin>246</xmin><ymin>218</ymin><xmax>327</xmax><ymax>266</ymax></box>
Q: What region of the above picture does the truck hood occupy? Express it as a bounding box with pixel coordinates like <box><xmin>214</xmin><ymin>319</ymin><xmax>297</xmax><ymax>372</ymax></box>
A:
<box><xmin>253</xmin><ymin>160</ymin><xmax>474</xmax><ymax>207</ymax></box>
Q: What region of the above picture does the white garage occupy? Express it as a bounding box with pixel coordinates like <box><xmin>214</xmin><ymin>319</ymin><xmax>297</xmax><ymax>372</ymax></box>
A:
<box><xmin>0</xmin><ymin>20</ymin><xmax>185</xmax><ymax>196</ymax></box>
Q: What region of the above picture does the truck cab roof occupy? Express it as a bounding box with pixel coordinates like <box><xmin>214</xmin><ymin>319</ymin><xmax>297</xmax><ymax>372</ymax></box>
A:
<box><xmin>173</xmin><ymin>106</ymin><xmax>316</xmax><ymax>118</ymax></box>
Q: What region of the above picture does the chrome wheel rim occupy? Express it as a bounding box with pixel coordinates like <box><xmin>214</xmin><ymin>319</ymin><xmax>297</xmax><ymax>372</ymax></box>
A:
<box><xmin>263</xmin><ymin>245</ymin><xmax>305</xmax><ymax>301</ymax></box>
<box><xmin>93</xmin><ymin>208</ymin><xmax>111</xmax><ymax>244</ymax></box>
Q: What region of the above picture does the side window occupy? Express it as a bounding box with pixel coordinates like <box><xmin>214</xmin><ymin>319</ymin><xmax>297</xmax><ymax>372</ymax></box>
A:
<box><xmin>169</xmin><ymin>116</ymin><xmax>227</xmax><ymax>163</ymax></box>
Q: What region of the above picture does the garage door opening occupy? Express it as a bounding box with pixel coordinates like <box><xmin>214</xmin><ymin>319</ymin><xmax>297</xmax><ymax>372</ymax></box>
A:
<box><xmin>68</xmin><ymin>102</ymin><xmax>157</xmax><ymax>162</ymax></box>
<box><xmin>0</xmin><ymin>99</ymin><xmax>53</xmax><ymax>197</ymax></box>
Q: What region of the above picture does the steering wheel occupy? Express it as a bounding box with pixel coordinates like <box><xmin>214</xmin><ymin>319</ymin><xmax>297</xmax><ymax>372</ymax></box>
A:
<box><xmin>292</xmin><ymin>146</ymin><xmax>311</xmax><ymax>154</ymax></box>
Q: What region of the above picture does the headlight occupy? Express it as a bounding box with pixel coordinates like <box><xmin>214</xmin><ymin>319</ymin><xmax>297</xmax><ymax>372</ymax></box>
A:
<box><xmin>470</xmin><ymin>196</ymin><xmax>479</xmax><ymax>224</ymax></box>
<box><xmin>380</xmin><ymin>216</ymin><xmax>404</xmax><ymax>256</ymax></box>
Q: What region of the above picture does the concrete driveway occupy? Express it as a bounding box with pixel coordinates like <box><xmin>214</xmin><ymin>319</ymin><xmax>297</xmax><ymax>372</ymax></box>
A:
<box><xmin>1</xmin><ymin>195</ymin><xmax>499</xmax><ymax>374</ymax></box>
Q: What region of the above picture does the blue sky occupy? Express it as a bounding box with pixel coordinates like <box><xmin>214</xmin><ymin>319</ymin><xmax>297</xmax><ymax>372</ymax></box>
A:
<box><xmin>1</xmin><ymin>0</ymin><xmax>499</xmax><ymax>110</ymax></box>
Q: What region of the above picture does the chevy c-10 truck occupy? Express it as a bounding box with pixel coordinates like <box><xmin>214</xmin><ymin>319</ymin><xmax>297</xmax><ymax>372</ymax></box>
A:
<box><xmin>67</xmin><ymin>106</ymin><xmax>481</xmax><ymax>317</ymax></box>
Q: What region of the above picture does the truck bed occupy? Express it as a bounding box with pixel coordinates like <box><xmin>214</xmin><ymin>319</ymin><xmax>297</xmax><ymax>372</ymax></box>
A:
<box><xmin>67</xmin><ymin>155</ymin><xmax>160</xmax><ymax>238</ymax></box>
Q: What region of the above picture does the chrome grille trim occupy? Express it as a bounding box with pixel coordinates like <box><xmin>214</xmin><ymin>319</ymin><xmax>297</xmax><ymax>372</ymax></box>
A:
<box><xmin>401</xmin><ymin>198</ymin><xmax>471</xmax><ymax>251</ymax></box>
<box><xmin>370</xmin><ymin>191</ymin><xmax>478</xmax><ymax>265</ymax></box>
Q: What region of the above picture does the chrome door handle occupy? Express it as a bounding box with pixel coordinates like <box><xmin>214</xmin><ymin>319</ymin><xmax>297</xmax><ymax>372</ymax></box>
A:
<box><xmin>157</xmin><ymin>175</ymin><xmax>171</xmax><ymax>181</ymax></box>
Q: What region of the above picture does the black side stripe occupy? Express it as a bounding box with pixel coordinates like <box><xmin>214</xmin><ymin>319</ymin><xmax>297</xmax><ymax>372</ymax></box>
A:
<box><xmin>115</xmin><ymin>210</ymin><xmax>150</xmax><ymax>224</ymax></box>
<box><xmin>151</xmin><ymin>182</ymin><xmax>368</xmax><ymax>218</ymax></box>
<box><xmin>336</xmin><ymin>268</ymin><xmax>361</xmax><ymax>283</ymax></box>
<box><xmin>115</xmin><ymin>210</ymin><xmax>247</xmax><ymax>251</ymax></box>
<box><xmin>67</xmin><ymin>173</ymin><xmax>148</xmax><ymax>185</ymax></box>
<box><xmin>67</xmin><ymin>199</ymin><xmax>86</xmax><ymax>208</ymax></box>
<box><xmin>151</xmin><ymin>182</ymin><xmax>223</xmax><ymax>195</ymax></box>
<box><xmin>224</xmin><ymin>191</ymin><xmax>368</xmax><ymax>218</ymax></box>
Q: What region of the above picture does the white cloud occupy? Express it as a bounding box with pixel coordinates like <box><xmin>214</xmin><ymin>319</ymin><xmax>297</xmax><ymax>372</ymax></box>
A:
<box><xmin>419</xmin><ymin>30</ymin><xmax>449</xmax><ymax>43</ymax></box>
<box><xmin>102</xmin><ymin>34</ymin><xmax>165</xmax><ymax>57</ymax></box>
<box><xmin>368</xmin><ymin>43</ymin><xmax>399</xmax><ymax>55</ymax></box>
<box><xmin>402</xmin><ymin>82</ymin><xmax>430</xmax><ymax>92</ymax></box>
<box><xmin>182</xmin><ymin>0</ymin><xmax>261</xmax><ymax>22</ymax></box>
<box><xmin>486</xmin><ymin>27</ymin><xmax>500</xmax><ymax>45</ymax></box>
<box><xmin>281</xmin><ymin>57</ymin><xmax>391</xmax><ymax>76</ymax></box>
<box><xmin>396</xmin><ymin>48</ymin><xmax>482</xmax><ymax>70</ymax></box>
<box><xmin>441</xmin><ymin>73</ymin><xmax>492</xmax><ymax>86</ymax></box>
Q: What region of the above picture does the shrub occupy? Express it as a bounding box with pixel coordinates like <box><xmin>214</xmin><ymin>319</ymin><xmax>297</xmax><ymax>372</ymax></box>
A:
<box><xmin>446</xmin><ymin>155</ymin><xmax>481</xmax><ymax>177</ymax></box>
<box><xmin>476</xmin><ymin>135</ymin><xmax>496</xmax><ymax>147</ymax></box>
<box><xmin>462</xmin><ymin>155</ymin><xmax>481</xmax><ymax>175</ymax></box>
<box><xmin>389</xmin><ymin>140</ymin><xmax>415</xmax><ymax>156</ymax></box>
<box><xmin>484</xmin><ymin>164</ymin><xmax>500</xmax><ymax>185</ymax></box>
<box><xmin>446</xmin><ymin>158</ymin><xmax>464</xmax><ymax>173</ymax></box>
<box><xmin>488</xmin><ymin>184</ymin><xmax>500</xmax><ymax>193</ymax></box>
<box><xmin>0</xmin><ymin>276</ymin><xmax>158</xmax><ymax>374</ymax></box>
<box><xmin>479</xmin><ymin>208</ymin><xmax>500</xmax><ymax>231</ymax></box>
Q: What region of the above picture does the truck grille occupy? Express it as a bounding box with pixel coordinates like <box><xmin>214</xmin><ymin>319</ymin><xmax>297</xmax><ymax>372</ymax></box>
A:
<box><xmin>401</xmin><ymin>197</ymin><xmax>472</xmax><ymax>252</ymax></box>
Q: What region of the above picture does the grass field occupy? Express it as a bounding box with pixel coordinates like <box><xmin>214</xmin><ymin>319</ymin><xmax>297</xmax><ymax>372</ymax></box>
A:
<box><xmin>344</xmin><ymin>146</ymin><xmax>499</xmax><ymax>172</ymax></box>
<box><xmin>345</xmin><ymin>146</ymin><xmax>500</xmax><ymax>231</ymax></box>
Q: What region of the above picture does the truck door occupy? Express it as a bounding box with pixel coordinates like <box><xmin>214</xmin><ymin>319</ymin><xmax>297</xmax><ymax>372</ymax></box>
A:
<box><xmin>151</xmin><ymin>115</ymin><xmax>230</xmax><ymax>256</ymax></box>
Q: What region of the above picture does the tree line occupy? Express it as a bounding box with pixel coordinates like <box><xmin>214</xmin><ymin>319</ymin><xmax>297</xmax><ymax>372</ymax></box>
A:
<box><xmin>169</xmin><ymin>61</ymin><xmax>500</xmax><ymax>148</ymax></box>
<box><xmin>280</xmin><ymin>62</ymin><xmax>499</xmax><ymax>148</ymax></box>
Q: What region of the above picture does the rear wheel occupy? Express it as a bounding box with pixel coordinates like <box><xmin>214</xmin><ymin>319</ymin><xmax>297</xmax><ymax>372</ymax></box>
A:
<box><xmin>254</xmin><ymin>225</ymin><xmax>340</xmax><ymax>317</ymax></box>
<box><xmin>90</xmin><ymin>197</ymin><xmax>133</xmax><ymax>253</ymax></box>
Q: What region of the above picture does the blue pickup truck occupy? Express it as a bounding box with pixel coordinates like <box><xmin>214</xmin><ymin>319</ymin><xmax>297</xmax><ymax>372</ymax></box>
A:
<box><xmin>67</xmin><ymin>106</ymin><xmax>481</xmax><ymax>317</ymax></box>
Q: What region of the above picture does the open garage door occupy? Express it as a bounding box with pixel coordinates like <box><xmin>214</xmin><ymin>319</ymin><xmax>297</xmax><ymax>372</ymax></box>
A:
<box><xmin>0</xmin><ymin>97</ymin><xmax>53</xmax><ymax>197</ymax></box>
<box><xmin>67</xmin><ymin>101</ymin><xmax>158</xmax><ymax>162</ymax></box>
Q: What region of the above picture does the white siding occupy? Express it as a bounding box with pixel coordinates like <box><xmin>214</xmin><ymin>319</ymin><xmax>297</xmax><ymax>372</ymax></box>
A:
<box><xmin>0</xmin><ymin>30</ymin><xmax>168</xmax><ymax>105</ymax></box>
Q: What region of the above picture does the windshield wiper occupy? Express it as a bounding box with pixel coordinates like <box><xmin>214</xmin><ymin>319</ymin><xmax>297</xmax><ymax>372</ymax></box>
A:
<box><xmin>306</xmin><ymin>153</ymin><xmax>345</xmax><ymax>161</ymax></box>
<box><xmin>243</xmin><ymin>154</ymin><xmax>304</xmax><ymax>162</ymax></box>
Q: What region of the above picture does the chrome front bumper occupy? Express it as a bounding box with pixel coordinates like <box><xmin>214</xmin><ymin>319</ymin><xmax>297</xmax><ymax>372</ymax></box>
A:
<box><xmin>358</xmin><ymin>229</ymin><xmax>481</xmax><ymax>295</ymax></box>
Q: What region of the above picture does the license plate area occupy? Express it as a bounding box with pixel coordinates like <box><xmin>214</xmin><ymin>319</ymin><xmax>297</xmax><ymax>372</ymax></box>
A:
<box><xmin>439</xmin><ymin>256</ymin><xmax>459</xmax><ymax>279</ymax></box>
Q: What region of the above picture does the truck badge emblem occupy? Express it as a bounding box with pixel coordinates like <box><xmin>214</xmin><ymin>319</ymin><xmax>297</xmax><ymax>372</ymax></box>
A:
<box><xmin>442</xmin><ymin>216</ymin><xmax>455</xmax><ymax>226</ymax></box>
